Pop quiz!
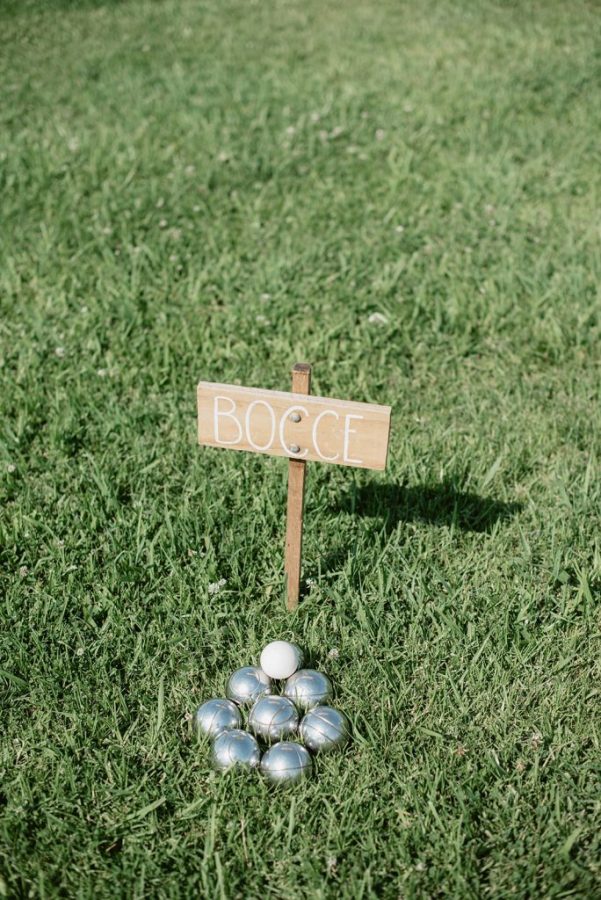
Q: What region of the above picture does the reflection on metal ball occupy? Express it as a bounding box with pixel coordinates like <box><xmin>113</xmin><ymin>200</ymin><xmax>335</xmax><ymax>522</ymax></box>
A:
<box><xmin>260</xmin><ymin>741</ymin><xmax>312</xmax><ymax>784</ymax></box>
<box><xmin>299</xmin><ymin>706</ymin><xmax>350</xmax><ymax>753</ymax></box>
<box><xmin>194</xmin><ymin>698</ymin><xmax>241</xmax><ymax>739</ymax></box>
<box><xmin>226</xmin><ymin>666</ymin><xmax>272</xmax><ymax>707</ymax></box>
<box><xmin>212</xmin><ymin>729</ymin><xmax>261</xmax><ymax>771</ymax></box>
<box><xmin>284</xmin><ymin>669</ymin><xmax>333</xmax><ymax>711</ymax></box>
<box><xmin>248</xmin><ymin>695</ymin><xmax>299</xmax><ymax>742</ymax></box>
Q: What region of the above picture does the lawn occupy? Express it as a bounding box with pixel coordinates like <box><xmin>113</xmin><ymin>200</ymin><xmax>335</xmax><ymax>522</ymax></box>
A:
<box><xmin>1</xmin><ymin>0</ymin><xmax>600</xmax><ymax>896</ymax></box>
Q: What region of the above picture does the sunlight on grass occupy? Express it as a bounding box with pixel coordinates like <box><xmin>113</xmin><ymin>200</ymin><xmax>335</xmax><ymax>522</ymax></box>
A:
<box><xmin>1</xmin><ymin>0</ymin><xmax>600</xmax><ymax>896</ymax></box>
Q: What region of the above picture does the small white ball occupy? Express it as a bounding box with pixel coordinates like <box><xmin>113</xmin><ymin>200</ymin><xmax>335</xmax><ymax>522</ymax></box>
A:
<box><xmin>260</xmin><ymin>641</ymin><xmax>303</xmax><ymax>680</ymax></box>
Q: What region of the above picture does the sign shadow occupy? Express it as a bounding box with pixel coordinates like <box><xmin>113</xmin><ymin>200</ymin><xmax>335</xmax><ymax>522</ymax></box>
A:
<box><xmin>304</xmin><ymin>477</ymin><xmax>523</xmax><ymax>591</ymax></box>
<box><xmin>338</xmin><ymin>477</ymin><xmax>523</xmax><ymax>533</ymax></box>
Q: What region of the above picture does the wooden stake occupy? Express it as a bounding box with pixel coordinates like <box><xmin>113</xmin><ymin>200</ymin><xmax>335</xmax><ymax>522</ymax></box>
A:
<box><xmin>285</xmin><ymin>363</ymin><xmax>311</xmax><ymax>611</ymax></box>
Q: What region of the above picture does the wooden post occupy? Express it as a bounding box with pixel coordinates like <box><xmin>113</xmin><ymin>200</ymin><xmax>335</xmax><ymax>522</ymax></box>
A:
<box><xmin>198</xmin><ymin>365</ymin><xmax>391</xmax><ymax>612</ymax></box>
<box><xmin>285</xmin><ymin>363</ymin><xmax>312</xmax><ymax>611</ymax></box>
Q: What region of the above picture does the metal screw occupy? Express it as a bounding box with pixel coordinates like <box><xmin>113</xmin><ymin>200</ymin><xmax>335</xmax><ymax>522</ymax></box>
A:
<box><xmin>289</xmin><ymin>444</ymin><xmax>301</xmax><ymax>454</ymax></box>
<box><xmin>290</xmin><ymin>412</ymin><xmax>302</xmax><ymax>423</ymax></box>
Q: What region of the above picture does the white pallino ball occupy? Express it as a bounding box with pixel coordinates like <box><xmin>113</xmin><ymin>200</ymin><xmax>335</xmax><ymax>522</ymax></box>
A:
<box><xmin>260</xmin><ymin>641</ymin><xmax>303</xmax><ymax>680</ymax></box>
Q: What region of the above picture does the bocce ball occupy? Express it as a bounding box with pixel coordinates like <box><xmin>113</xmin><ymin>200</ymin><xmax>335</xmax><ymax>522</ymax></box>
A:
<box><xmin>226</xmin><ymin>666</ymin><xmax>272</xmax><ymax>707</ymax></box>
<box><xmin>299</xmin><ymin>706</ymin><xmax>350</xmax><ymax>753</ymax></box>
<box><xmin>260</xmin><ymin>641</ymin><xmax>303</xmax><ymax>680</ymax></box>
<box><xmin>260</xmin><ymin>741</ymin><xmax>312</xmax><ymax>785</ymax></box>
<box><xmin>212</xmin><ymin>729</ymin><xmax>261</xmax><ymax>771</ymax></box>
<box><xmin>194</xmin><ymin>698</ymin><xmax>241</xmax><ymax>739</ymax></box>
<box><xmin>248</xmin><ymin>695</ymin><xmax>299</xmax><ymax>742</ymax></box>
<box><xmin>284</xmin><ymin>669</ymin><xmax>333</xmax><ymax>711</ymax></box>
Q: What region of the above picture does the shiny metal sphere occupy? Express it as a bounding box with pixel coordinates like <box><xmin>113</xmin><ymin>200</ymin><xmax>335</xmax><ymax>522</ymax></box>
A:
<box><xmin>299</xmin><ymin>706</ymin><xmax>350</xmax><ymax>753</ymax></box>
<box><xmin>212</xmin><ymin>729</ymin><xmax>261</xmax><ymax>771</ymax></box>
<box><xmin>194</xmin><ymin>698</ymin><xmax>241</xmax><ymax>739</ymax></box>
<box><xmin>248</xmin><ymin>695</ymin><xmax>299</xmax><ymax>742</ymax></box>
<box><xmin>226</xmin><ymin>666</ymin><xmax>272</xmax><ymax>707</ymax></box>
<box><xmin>260</xmin><ymin>741</ymin><xmax>312</xmax><ymax>784</ymax></box>
<box><xmin>284</xmin><ymin>669</ymin><xmax>333</xmax><ymax>711</ymax></box>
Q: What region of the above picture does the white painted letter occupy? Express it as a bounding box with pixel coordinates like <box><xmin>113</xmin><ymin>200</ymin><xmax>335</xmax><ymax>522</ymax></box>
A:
<box><xmin>245</xmin><ymin>400</ymin><xmax>276</xmax><ymax>451</ymax></box>
<box><xmin>312</xmin><ymin>409</ymin><xmax>339</xmax><ymax>461</ymax></box>
<box><xmin>343</xmin><ymin>414</ymin><xmax>364</xmax><ymax>465</ymax></box>
<box><xmin>214</xmin><ymin>395</ymin><xmax>243</xmax><ymax>445</ymax></box>
<box><xmin>279</xmin><ymin>406</ymin><xmax>309</xmax><ymax>457</ymax></box>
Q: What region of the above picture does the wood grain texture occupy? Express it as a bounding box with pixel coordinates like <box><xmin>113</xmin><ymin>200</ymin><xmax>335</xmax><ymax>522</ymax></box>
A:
<box><xmin>285</xmin><ymin>364</ymin><xmax>311</xmax><ymax>612</ymax></box>
<box><xmin>197</xmin><ymin>381</ymin><xmax>391</xmax><ymax>470</ymax></box>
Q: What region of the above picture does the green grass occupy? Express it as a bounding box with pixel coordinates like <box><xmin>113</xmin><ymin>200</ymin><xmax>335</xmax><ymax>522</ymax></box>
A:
<box><xmin>1</xmin><ymin>0</ymin><xmax>601</xmax><ymax>896</ymax></box>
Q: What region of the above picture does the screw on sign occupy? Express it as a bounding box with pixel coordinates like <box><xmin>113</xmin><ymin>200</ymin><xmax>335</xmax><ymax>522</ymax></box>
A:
<box><xmin>197</xmin><ymin>363</ymin><xmax>392</xmax><ymax>610</ymax></box>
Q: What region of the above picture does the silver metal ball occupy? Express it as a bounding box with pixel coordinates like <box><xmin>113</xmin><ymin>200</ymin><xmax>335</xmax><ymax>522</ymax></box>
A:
<box><xmin>212</xmin><ymin>729</ymin><xmax>261</xmax><ymax>771</ymax></box>
<box><xmin>260</xmin><ymin>741</ymin><xmax>312</xmax><ymax>784</ymax></box>
<box><xmin>248</xmin><ymin>695</ymin><xmax>299</xmax><ymax>742</ymax></box>
<box><xmin>226</xmin><ymin>666</ymin><xmax>272</xmax><ymax>707</ymax></box>
<box><xmin>194</xmin><ymin>698</ymin><xmax>241</xmax><ymax>739</ymax></box>
<box><xmin>299</xmin><ymin>706</ymin><xmax>350</xmax><ymax>753</ymax></box>
<box><xmin>284</xmin><ymin>669</ymin><xmax>333</xmax><ymax>711</ymax></box>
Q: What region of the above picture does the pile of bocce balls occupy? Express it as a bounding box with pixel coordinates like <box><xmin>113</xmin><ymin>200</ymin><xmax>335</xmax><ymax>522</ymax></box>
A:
<box><xmin>194</xmin><ymin>640</ymin><xmax>350</xmax><ymax>784</ymax></box>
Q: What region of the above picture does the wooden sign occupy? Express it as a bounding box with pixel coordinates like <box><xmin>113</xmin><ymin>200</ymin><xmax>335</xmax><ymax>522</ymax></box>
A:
<box><xmin>197</xmin><ymin>382</ymin><xmax>390</xmax><ymax>471</ymax></box>
<box><xmin>197</xmin><ymin>365</ymin><xmax>391</xmax><ymax>610</ymax></box>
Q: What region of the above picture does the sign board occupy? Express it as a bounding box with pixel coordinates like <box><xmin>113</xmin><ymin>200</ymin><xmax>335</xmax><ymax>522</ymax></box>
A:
<box><xmin>197</xmin><ymin>365</ymin><xmax>392</xmax><ymax>611</ymax></box>
<box><xmin>197</xmin><ymin>381</ymin><xmax>391</xmax><ymax>471</ymax></box>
